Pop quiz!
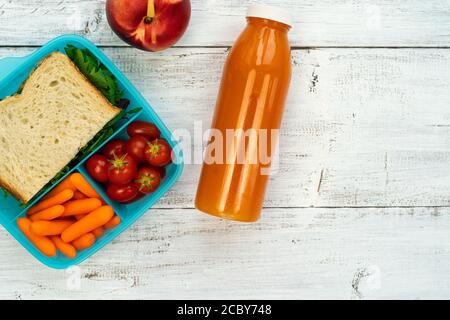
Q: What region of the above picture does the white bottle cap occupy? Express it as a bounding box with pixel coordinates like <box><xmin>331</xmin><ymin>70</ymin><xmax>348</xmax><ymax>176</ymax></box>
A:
<box><xmin>246</xmin><ymin>4</ymin><xmax>292</xmax><ymax>27</ymax></box>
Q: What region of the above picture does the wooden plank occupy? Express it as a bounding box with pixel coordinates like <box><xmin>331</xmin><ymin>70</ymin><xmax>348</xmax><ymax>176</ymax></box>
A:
<box><xmin>0</xmin><ymin>0</ymin><xmax>450</xmax><ymax>47</ymax></box>
<box><xmin>1</xmin><ymin>207</ymin><xmax>450</xmax><ymax>299</ymax></box>
<box><xmin>1</xmin><ymin>47</ymin><xmax>450</xmax><ymax>208</ymax></box>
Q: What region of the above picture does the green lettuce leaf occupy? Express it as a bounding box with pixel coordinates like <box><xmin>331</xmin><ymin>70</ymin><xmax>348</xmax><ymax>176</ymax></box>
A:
<box><xmin>64</xmin><ymin>45</ymin><xmax>122</xmax><ymax>106</ymax></box>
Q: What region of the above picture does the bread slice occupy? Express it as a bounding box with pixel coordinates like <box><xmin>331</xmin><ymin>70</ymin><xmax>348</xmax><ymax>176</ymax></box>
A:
<box><xmin>0</xmin><ymin>52</ymin><xmax>120</xmax><ymax>203</ymax></box>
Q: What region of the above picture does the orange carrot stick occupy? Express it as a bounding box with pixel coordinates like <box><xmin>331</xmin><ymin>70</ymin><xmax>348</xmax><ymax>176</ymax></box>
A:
<box><xmin>73</xmin><ymin>190</ymin><xmax>87</xmax><ymax>200</ymax></box>
<box><xmin>61</xmin><ymin>206</ymin><xmax>114</xmax><ymax>243</ymax></box>
<box><xmin>62</xmin><ymin>198</ymin><xmax>102</xmax><ymax>217</ymax></box>
<box><xmin>74</xmin><ymin>214</ymin><xmax>86</xmax><ymax>220</ymax></box>
<box><xmin>17</xmin><ymin>218</ymin><xmax>56</xmax><ymax>257</ymax></box>
<box><xmin>74</xmin><ymin>215</ymin><xmax>103</xmax><ymax>237</ymax></box>
<box><xmin>28</xmin><ymin>189</ymin><xmax>74</xmax><ymax>215</ymax></box>
<box><xmin>50</xmin><ymin>236</ymin><xmax>76</xmax><ymax>258</ymax></box>
<box><xmin>43</xmin><ymin>177</ymin><xmax>76</xmax><ymax>199</ymax></box>
<box><xmin>92</xmin><ymin>227</ymin><xmax>104</xmax><ymax>238</ymax></box>
<box><xmin>104</xmin><ymin>215</ymin><xmax>121</xmax><ymax>230</ymax></box>
<box><xmin>30</xmin><ymin>220</ymin><xmax>74</xmax><ymax>236</ymax></box>
<box><xmin>72</xmin><ymin>233</ymin><xmax>96</xmax><ymax>250</ymax></box>
<box><xmin>29</xmin><ymin>205</ymin><xmax>65</xmax><ymax>222</ymax></box>
<box><xmin>69</xmin><ymin>173</ymin><xmax>101</xmax><ymax>199</ymax></box>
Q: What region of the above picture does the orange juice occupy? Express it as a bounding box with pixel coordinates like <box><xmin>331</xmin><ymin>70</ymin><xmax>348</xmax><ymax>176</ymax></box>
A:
<box><xmin>195</xmin><ymin>5</ymin><xmax>292</xmax><ymax>222</ymax></box>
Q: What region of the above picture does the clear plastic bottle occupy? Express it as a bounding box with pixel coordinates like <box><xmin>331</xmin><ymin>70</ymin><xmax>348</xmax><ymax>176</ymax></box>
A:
<box><xmin>195</xmin><ymin>5</ymin><xmax>292</xmax><ymax>222</ymax></box>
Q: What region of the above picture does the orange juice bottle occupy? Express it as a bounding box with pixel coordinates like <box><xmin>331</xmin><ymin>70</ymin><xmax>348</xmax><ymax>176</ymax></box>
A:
<box><xmin>195</xmin><ymin>5</ymin><xmax>292</xmax><ymax>222</ymax></box>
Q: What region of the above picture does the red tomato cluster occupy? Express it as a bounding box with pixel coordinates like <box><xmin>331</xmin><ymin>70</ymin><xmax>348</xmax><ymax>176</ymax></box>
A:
<box><xmin>86</xmin><ymin>121</ymin><xmax>172</xmax><ymax>203</ymax></box>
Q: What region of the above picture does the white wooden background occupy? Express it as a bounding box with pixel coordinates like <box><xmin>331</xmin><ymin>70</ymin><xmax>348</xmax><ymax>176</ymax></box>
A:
<box><xmin>1</xmin><ymin>0</ymin><xmax>450</xmax><ymax>299</ymax></box>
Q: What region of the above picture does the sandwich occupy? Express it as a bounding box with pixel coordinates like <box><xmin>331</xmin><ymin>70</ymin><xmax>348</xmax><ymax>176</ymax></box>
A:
<box><xmin>0</xmin><ymin>51</ymin><xmax>121</xmax><ymax>203</ymax></box>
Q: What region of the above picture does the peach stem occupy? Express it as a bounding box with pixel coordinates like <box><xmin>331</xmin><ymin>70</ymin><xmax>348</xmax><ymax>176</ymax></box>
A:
<box><xmin>145</xmin><ymin>0</ymin><xmax>155</xmax><ymax>23</ymax></box>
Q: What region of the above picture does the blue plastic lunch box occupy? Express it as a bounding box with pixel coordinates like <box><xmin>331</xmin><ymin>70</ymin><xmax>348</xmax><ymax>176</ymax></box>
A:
<box><xmin>0</xmin><ymin>35</ymin><xmax>184</xmax><ymax>269</ymax></box>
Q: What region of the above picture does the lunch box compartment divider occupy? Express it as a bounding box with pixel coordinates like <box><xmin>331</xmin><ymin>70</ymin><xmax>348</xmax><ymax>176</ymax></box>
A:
<box><xmin>8</xmin><ymin>109</ymin><xmax>143</xmax><ymax>223</ymax></box>
<box><xmin>0</xmin><ymin>35</ymin><xmax>183</xmax><ymax>269</ymax></box>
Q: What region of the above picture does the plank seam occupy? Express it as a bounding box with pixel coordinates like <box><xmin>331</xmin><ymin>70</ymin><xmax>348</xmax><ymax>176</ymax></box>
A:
<box><xmin>2</xmin><ymin>45</ymin><xmax>450</xmax><ymax>49</ymax></box>
<box><xmin>153</xmin><ymin>206</ymin><xmax>450</xmax><ymax>210</ymax></box>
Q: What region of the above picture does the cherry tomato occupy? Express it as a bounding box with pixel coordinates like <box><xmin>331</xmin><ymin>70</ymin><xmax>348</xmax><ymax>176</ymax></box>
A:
<box><xmin>145</xmin><ymin>138</ymin><xmax>172</xmax><ymax>167</ymax></box>
<box><xmin>123</xmin><ymin>192</ymin><xmax>145</xmax><ymax>204</ymax></box>
<box><xmin>107</xmin><ymin>153</ymin><xmax>138</xmax><ymax>185</ymax></box>
<box><xmin>107</xmin><ymin>183</ymin><xmax>138</xmax><ymax>203</ymax></box>
<box><xmin>127</xmin><ymin>121</ymin><xmax>161</xmax><ymax>140</ymax></box>
<box><xmin>124</xmin><ymin>135</ymin><xmax>149</xmax><ymax>164</ymax></box>
<box><xmin>86</xmin><ymin>154</ymin><xmax>109</xmax><ymax>183</ymax></box>
<box><xmin>134</xmin><ymin>167</ymin><xmax>161</xmax><ymax>194</ymax></box>
<box><xmin>102</xmin><ymin>139</ymin><xmax>126</xmax><ymax>159</ymax></box>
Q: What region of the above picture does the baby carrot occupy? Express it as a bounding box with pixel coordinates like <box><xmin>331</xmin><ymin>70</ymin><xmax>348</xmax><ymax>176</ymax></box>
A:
<box><xmin>74</xmin><ymin>214</ymin><xmax>86</xmax><ymax>220</ymax></box>
<box><xmin>62</xmin><ymin>198</ymin><xmax>102</xmax><ymax>217</ymax></box>
<box><xmin>28</xmin><ymin>189</ymin><xmax>74</xmax><ymax>215</ymax></box>
<box><xmin>104</xmin><ymin>215</ymin><xmax>121</xmax><ymax>230</ymax></box>
<box><xmin>17</xmin><ymin>218</ymin><xmax>56</xmax><ymax>257</ymax></box>
<box><xmin>73</xmin><ymin>191</ymin><xmax>87</xmax><ymax>200</ymax></box>
<box><xmin>50</xmin><ymin>236</ymin><xmax>76</xmax><ymax>259</ymax></box>
<box><xmin>72</xmin><ymin>233</ymin><xmax>96</xmax><ymax>250</ymax></box>
<box><xmin>74</xmin><ymin>215</ymin><xmax>103</xmax><ymax>237</ymax></box>
<box><xmin>29</xmin><ymin>205</ymin><xmax>65</xmax><ymax>222</ymax></box>
<box><xmin>30</xmin><ymin>220</ymin><xmax>74</xmax><ymax>236</ymax></box>
<box><xmin>61</xmin><ymin>206</ymin><xmax>114</xmax><ymax>243</ymax></box>
<box><xmin>44</xmin><ymin>177</ymin><xmax>76</xmax><ymax>199</ymax></box>
<box><xmin>92</xmin><ymin>227</ymin><xmax>104</xmax><ymax>238</ymax></box>
<box><xmin>69</xmin><ymin>173</ymin><xmax>101</xmax><ymax>199</ymax></box>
